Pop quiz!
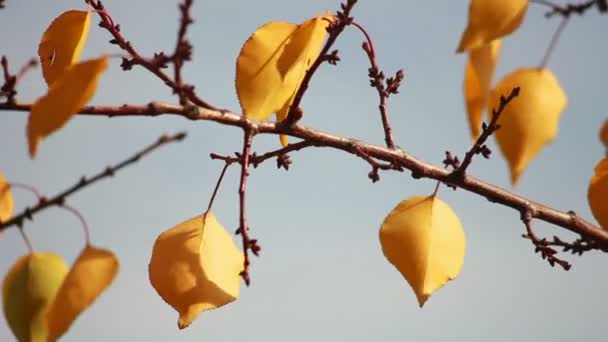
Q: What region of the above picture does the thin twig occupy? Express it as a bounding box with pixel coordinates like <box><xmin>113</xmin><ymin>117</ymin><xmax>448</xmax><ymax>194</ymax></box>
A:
<box><xmin>452</xmin><ymin>87</ymin><xmax>521</xmax><ymax>176</ymax></box>
<box><xmin>0</xmin><ymin>132</ymin><xmax>187</xmax><ymax>232</ymax></box>
<box><xmin>86</xmin><ymin>0</ymin><xmax>215</xmax><ymax>110</ymax></box>
<box><xmin>210</xmin><ymin>140</ymin><xmax>316</xmax><ymax>170</ymax></box>
<box><xmin>60</xmin><ymin>204</ymin><xmax>91</xmax><ymax>245</ymax></box>
<box><xmin>539</xmin><ymin>17</ymin><xmax>569</xmax><ymax>68</ymax></box>
<box><xmin>206</xmin><ymin>163</ymin><xmax>230</xmax><ymax>214</ymax></box>
<box><xmin>172</xmin><ymin>0</ymin><xmax>194</xmax><ymax>105</ymax></box>
<box><xmin>352</xmin><ymin>21</ymin><xmax>403</xmax><ymax>149</ymax></box>
<box><xmin>3</xmin><ymin>102</ymin><xmax>608</xmax><ymax>250</ymax></box>
<box><xmin>0</xmin><ymin>56</ymin><xmax>36</xmax><ymax>103</ymax></box>
<box><xmin>236</xmin><ymin>128</ymin><xmax>259</xmax><ymax>286</ymax></box>
<box><xmin>530</xmin><ymin>0</ymin><xmax>601</xmax><ymax>17</ymax></box>
<box><xmin>521</xmin><ymin>209</ymin><xmax>572</xmax><ymax>270</ymax></box>
<box><xmin>283</xmin><ymin>0</ymin><xmax>358</xmax><ymax>125</ymax></box>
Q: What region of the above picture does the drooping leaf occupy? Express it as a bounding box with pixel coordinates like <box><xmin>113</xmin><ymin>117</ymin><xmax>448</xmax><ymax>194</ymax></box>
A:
<box><xmin>456</xmin><ymin>0</ymin><xmax>528</xmax><ymax>52</ymax></box>
<box><xmin>149</xmin><ymin>211</ymin><xmax>244</xmax><ymax>329</ymax></box>
<box><xmin>588</xmin><ymin>157</ymin><xmax>608</xmax><ymax>230</ymax></box>
<box><xmin>235</xmin><ymin>13</ymin><xmax>331</xmax><ymax>146</ymax></box>
<box><xmin>27</xmin><ymin>56</ymin><xmax>109</xmax><ymax>157</ymax></box>
<box><xmin>0</xmin><ymin>170</ymin><xmax>13</xmax><ymax>223</ymax></box>
<box><xmin>379</xmin><ymin>195</ymin><xmax>466</xmax><ymax>307</ymax></box>
<box><xmin>2</xmin><ymin>253</ymin><xmax>69</xmax><ymax>342</ymax></box>
<box><xmin>491</xmin><ymin>68</ymin><xmax>567</xmax><ymax>184</ymax></box>
<box><xmin>46</xmin><ymin>245</ymin><xmax>119</xmax><ymax>341</ymax></box>
<box><xmin>464</xmin><ymin>39</ymin><xmax>501</xmax><ymax>139</ymax></box>
<box><xmin>38</xmin><ymin>9</ymin><xmax>91</xmax><ymax>86</ymax></box>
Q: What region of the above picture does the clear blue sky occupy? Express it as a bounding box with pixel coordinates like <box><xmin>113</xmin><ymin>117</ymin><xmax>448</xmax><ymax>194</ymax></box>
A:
<box><xmin>1</xmin><ymin>1</ymin><xmax>607</xmax><ymax>341</ymax></box>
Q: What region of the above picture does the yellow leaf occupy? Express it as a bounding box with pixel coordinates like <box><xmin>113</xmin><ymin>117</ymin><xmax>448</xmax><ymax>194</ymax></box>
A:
<box><xmin>149</xmin><ymin>211</ymin><xmax>244</xmax><ymax>329</ymax></box>
<box><xmin>491</xmin><ymin>68</ymin><xmax>567</xmax><ymax>184</ymax></box>
<box><xmin>39</xmin><ymin>10</ymin><xmax>91</xmax><ymax>86</ymax></box>
<box><xmin>456</xmin><ymin>0</ymin><xmax>528</xmax><ymax>52</ymax></box>
<box><xmin>27</xmin><ymin>56</ymin><xmax>109</xmax><ymax>157</ymax></box>
<box><xmin>235</xmin><ymin>14</ymin><xmax>331</xmax><ymax>124</ymax></box>
<box><xmin>600</xmin><ymin>120</ymin><xmax>608</xmax><ymax>149</ymax></box>
<box><xmin>46</xmin><ymin>245</ymin><xmax>119</xmax><ymax>341</ymax></box>
<box><xmin>2</xmin><ymin>253</ymin><xmax>69</xmax><ymax>342</ymax></box>
<box><xmin>464</xmin><ymin>39</ymin><xmax>501</xmax><ymax>139</ymax></box>
<box><xmin>379</xmin><ymin>195</ymin><xmax>466</xmax><ymax>307</ymax></box>
<box><xmin>588</xmin><ymin>157</ymin><xmax>608</xmax><ymax>230</ymax></box>
<box><xmin>0</xmin><ymin>170</ymin><xmax>13</xmax><ymax>223</ymax></box>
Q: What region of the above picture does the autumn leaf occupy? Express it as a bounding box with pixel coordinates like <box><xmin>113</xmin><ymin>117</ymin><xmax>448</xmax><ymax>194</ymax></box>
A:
<box><xmin>39</xmin><ymin>9</ymin><xmax>91</xmax><ymax>86</ymax></box>
<box><xmin>27</xmin><ymin>56</ymin><xmax>109</xmax><ymax>157</ymax></box>
<box><xmin>464</xmin><ymin>39</ymin><xmax>501</xmax><ymax>139</ymax></box>
<box><xmin>235</xmin><ymin>13</ymin><xmax>331</xmax><ymax>146</ymax></box>
<box><xmin>491</xmin><ymin>68</ymin><xmax>567</xmax><ymax>184</ymax></box>
<box><xmin>2</xmin><ymin>253</ymin><xmax>69</xmax><ymax>342</ymax></box>
<box><xmin>0</xmin><ymin>170</ymin><xmax>13</xmax><ymax>223</ymax></box>
<box><xmin>588</xmin><ymin>157</ymin><xmax>608</xmax><ymax>230</ymax></box>
<box><xmin>456</xmin><ymin>0</ymin><xmax>528</xmax><ymax>52</ymax></box>
<box><xmin>149</xmin><ymin>211</ymin><xmax>244</xmax><ymax>329</ymax></box>
<box><xmin>600</xmin><ymin>120</ymin><xmax>608</xmax><ymax>149</ymax></box>
<box><xmin>379</xmin><ymin>195</ymin><xmax>466</xmax><ymax>307</ymax></box>
<box><xmin>46</xmin><ymin>245</ymin><xmax>119</xmax><ymax>341</ymax></box>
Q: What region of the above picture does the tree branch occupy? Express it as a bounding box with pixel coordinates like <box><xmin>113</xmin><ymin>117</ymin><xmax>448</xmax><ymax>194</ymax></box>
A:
<box><xmin>2</xmin><ymin>102</ymin><xmax>606</xmax><ymax>248</ymax></box>
<box><xmin>0</xmin><ymin>132</ymin><xmax>187</xmax><ymax>232</ymax></box>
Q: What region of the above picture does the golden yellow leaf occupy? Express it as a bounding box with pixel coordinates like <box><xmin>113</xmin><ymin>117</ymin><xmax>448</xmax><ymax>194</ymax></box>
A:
<box><xmin>600</xmin><ymin>120</ymin><xmax>608</xmax><ymax>149</ymax></box>
<box><xmin>491</xmin><ymin>68</ymin><xmax>567</xmax><ymax>184</ymax></box>
<box><xmin>27</xmin><ymin>56</ymin><xmax>109</xmax><ymax>157</ymax></box>
<box><xmin>149</xmin><ymin>211</ymin><xmax>244</xmax><ymax>329</ymax></box>
<box><xmin>2</xmin><ymin>253</ymin><xmax>69</xmax><ymax>342</ymax></box>
<box><xmin>0</xmin><ymin>170</ymin><xmax>13</xmax><ymax>223</ymax></box>
<box><xmin>456</xmin><ymin>0</ymin><xmax>528</xmax><ymax>52</ymax></box>
<box><xmin>464</xmin><ymin>39</ymin><xmax>501</xmax><ymax>139</ymax></box>
<box><xmin>235</xmin><ymin>13</ymin><xmax>331</xmax><ymax>128</ymax></box>
<box><xmin>379</xmin><ymin>195</ymin><xmax>466</xmax><ymax>307</ymax></box>
<box><xmin>39</xmin><ymin>10</ymin><xmax>91</xmax><ymax>86</ymax></box>
<box><xmin>588</xmin><ymin>157</ymin><xmax>608</xmax><ymax>230</ymax></box>
<box><xmin>46</xmin><ymin>245</ymin><xmax>119</xmax><ymax>341</ymax></box>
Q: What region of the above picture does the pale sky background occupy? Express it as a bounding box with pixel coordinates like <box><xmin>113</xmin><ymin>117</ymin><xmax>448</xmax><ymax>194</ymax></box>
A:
<box><xmin>1</xmin><ymin>1</ymin><xmax>607</xmax><ymax>341</ymax></box>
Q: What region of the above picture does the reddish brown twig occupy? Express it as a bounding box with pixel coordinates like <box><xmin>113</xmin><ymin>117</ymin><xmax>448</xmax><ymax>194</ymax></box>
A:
<box><xmin>530</xmin><ymin>0</ymin><xmax>605</xmax><ymax>17</ymax></box>
<box><xmin>0</xmin><ymin>56</ymin><xmax>37</xmax><ymax>104</ymax></box>
<box><xmin>352</xmin><ymin>21</ymin><xmax>403</xmax><ymax>149</ymax></box>
<box><xmin>0</xmin><ymin>132</ymin><xmax>187</xmax><ymax>232</ymax></box>
<box><xmin>451</xmin><ymin>87</ymin><xmax>520</xmax><ymax>177</ymax></box>
<box><xmin>236</xmin><ymin>129</ymin><xmax>260</xmax><ymax>286</ymax></box>
<box><xmin>86</xmin><ymin>0</ymin><xmax>215</xmax><ymax>110</ymax></box>
<box><xmin>521</xmin><ymin>209</ymin><xmax>572</xmax><ymax>271</ymax></box>
<box><xmin>210</xmin><ymin>140</ymin><xmax>316</xmax><ymax>170</ymax></box>
<box><xmin>283</xmin><ymin>0</ymin><xmax>358</xmax><ymax>125</ymax></box>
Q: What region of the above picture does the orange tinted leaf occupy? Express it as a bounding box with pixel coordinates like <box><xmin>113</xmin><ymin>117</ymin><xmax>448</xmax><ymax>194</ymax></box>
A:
<box><xmin>600</xmin><ymin>120</ymin><xmax>608</xmax><ymax>148</ymax></box>
<box><xmin>588</xmin><ymin>157</ymin><xmax>608</xmax><ymax>230</ymax></box>
<box><xmin>235</xmin><ymin>14</ymin><xmax>331</xmax><ymax>124</ymax></box>
<box><xmin>379</xmin><ymin>195</ymin><xmax>466</xmax><ymax>307</ymax></box>
<box><xmin>464</xmin><ymin>40</ymin><xmax>501</xmax><ymax>138</ymax></box>
<box><xmin>491</xmin><ymin>68</ymin><xmax>567</xmax><ymax>184</ymax></box>
<box><xmin>46</xmin><ymin>245</ymin><xmax>119</xmax><ymax>341</ymax></box>
<box><xmin>2</xmin><ymin>253</ymin><xmax>69</xmax><ymax>342</ymax></box>
<box><xmin>0</xmin><ymin>170</ymin><xmax>13</xmax><ymax>223</ymax></box>
<box><xmin>457</xmin><ymin>0</ymin><xmax>527</xmax><ymax>52</ymax></box>
<box><xmin>27</xmin><ymin>56</ymin><xmax>109</xmax><ymax>157</ymax></box>
<box><xmin>149</xmin><ymin>212</ymin><xmax>244</xmax><ymax>329</ymax></box>
<box><xmin>39</xmin><ymin>10</ymin><xmax>91</xmax><ymax>86</ymax></box>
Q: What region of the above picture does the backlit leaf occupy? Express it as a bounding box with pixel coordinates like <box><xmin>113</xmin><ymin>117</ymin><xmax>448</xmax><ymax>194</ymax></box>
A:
<box><xmin>27</xmin><ymin>56</ymin><xmax>109</xmax><ymax>157</ymax></box>
<box><xmin>39</xmin><ymin>10</ymin><xmax>91</xmax><ymax>86</ymax></box>
<box><xmin>456</xmin><ymin>0</ymin><xmax>528</xmax><ymax>52</ymax></box>
<box><xmin>491</xmin><ymin>68</ymin><xmax>567</xmax><ymax>184</ymax></box>
<box><xmin>379</xmin><ymin>195</ymin><xmax>466</xmax><ymax>307</ymax></box>
<box><xmin>236</xmin><ymin>13</ymin><xmax>331</xmax><ymax>146</ymax></box>
<box><xmin>0</xmin><ymin>170</ymin><xmax>13</xmax><ymax>223</ymax></box>
<box><xmin>46</xmin><ymin>245</ymin><xmax>119</xmax><ymax>341</ymax></box>
<box><xmin>149</xmin><ymin>211</ymin><xmax>244</xmax><ymax>329</ymax></box>
<box><xmin>588</xmin><ymin>157</ymin><xmax>608</xmax><ymax>230</ymax></box>
<box><xmin>2</xmin><ymin>253</ymin><xmax>69</xmax><ymax>342</ymax></box>
<box><xmin>464</xmin><ymin>39</ymin><xmax>501</xmax><ymax>139</ymax></box>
